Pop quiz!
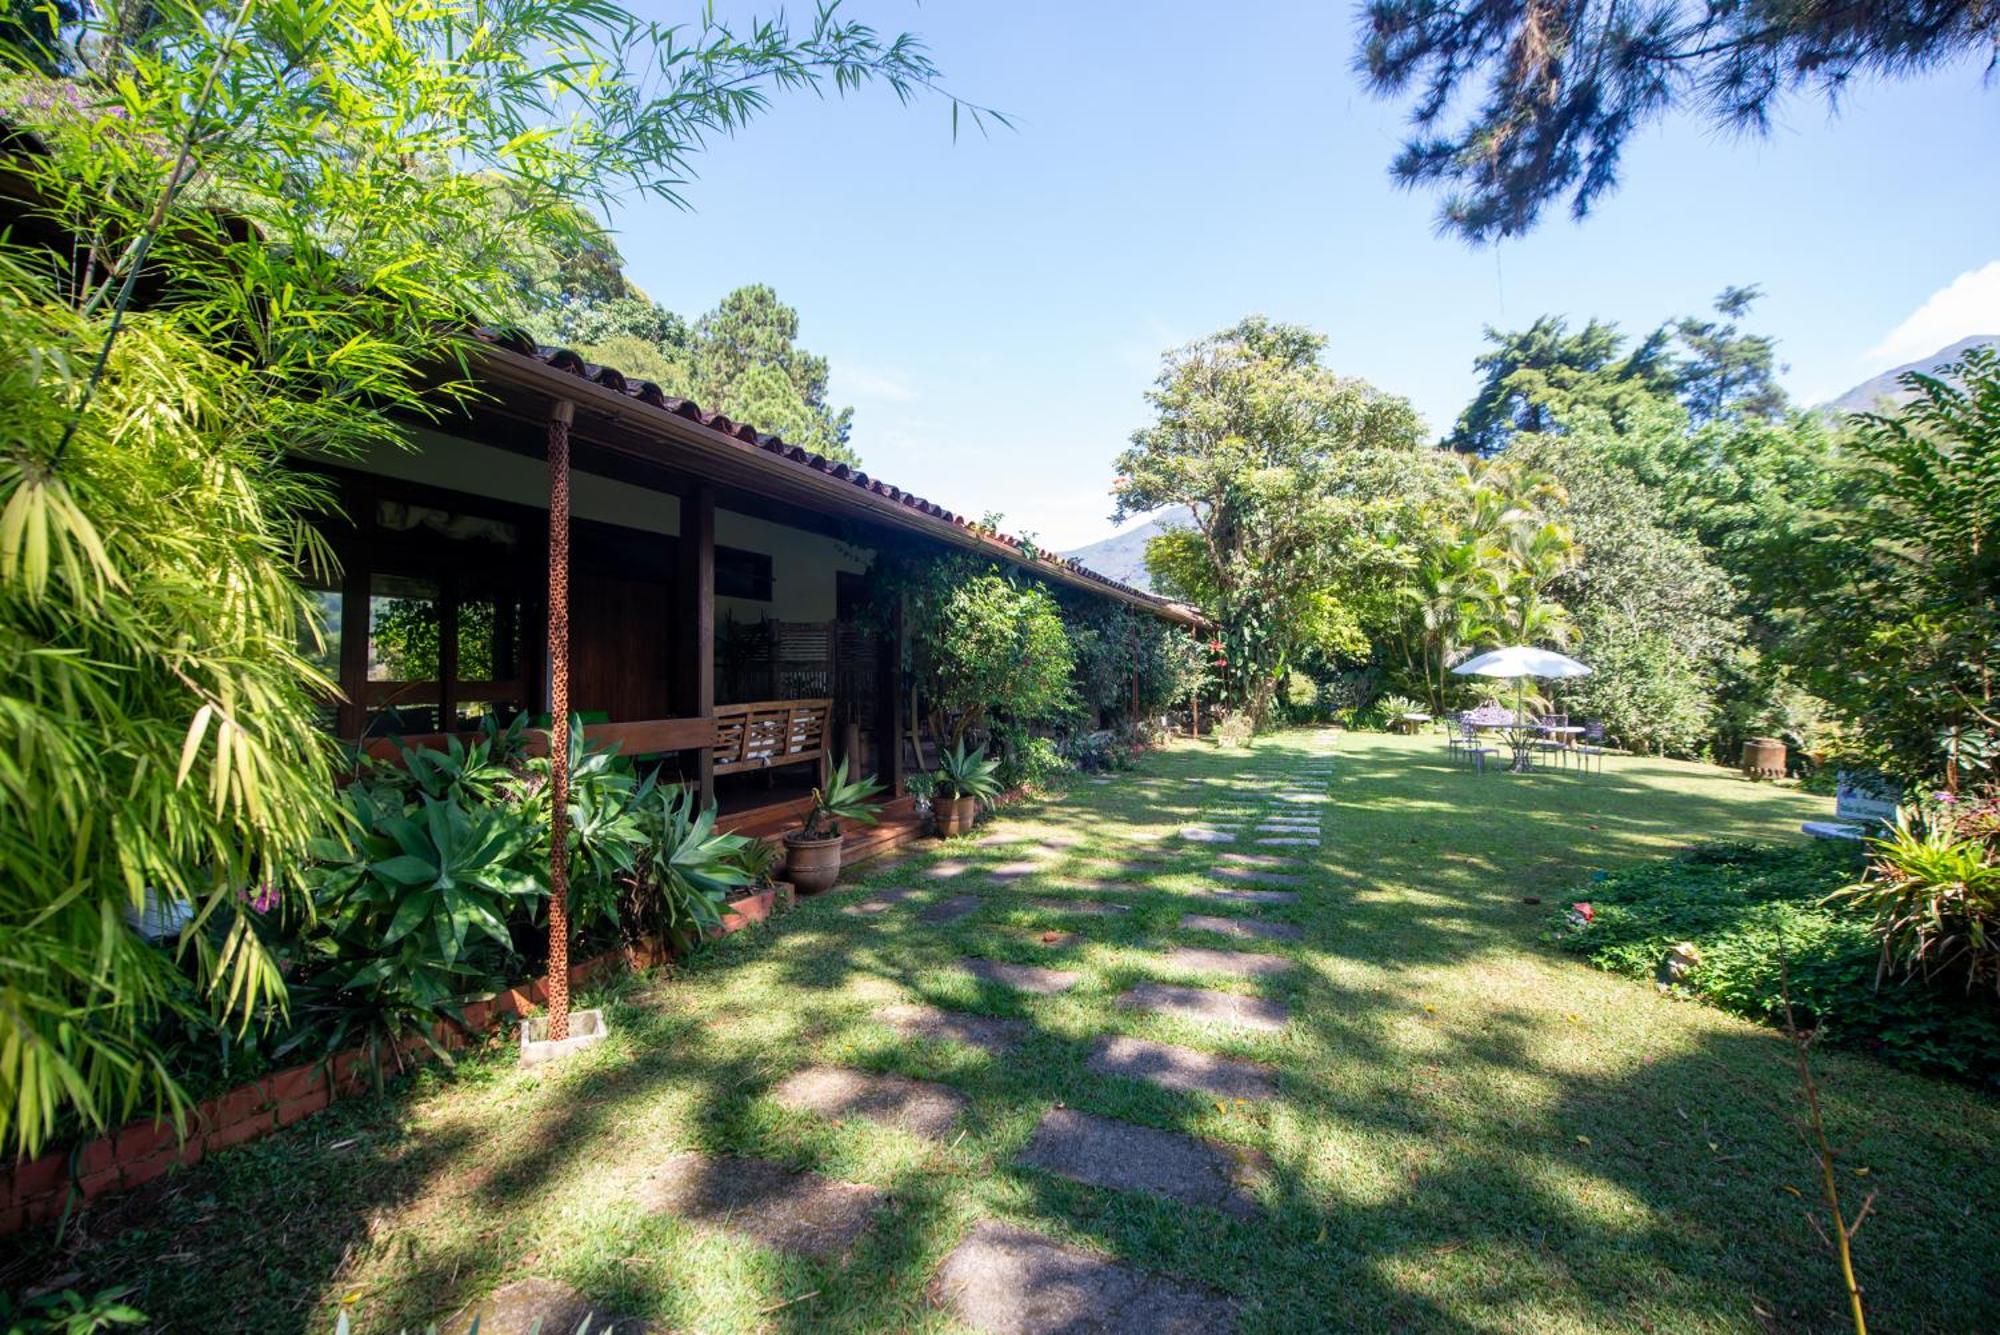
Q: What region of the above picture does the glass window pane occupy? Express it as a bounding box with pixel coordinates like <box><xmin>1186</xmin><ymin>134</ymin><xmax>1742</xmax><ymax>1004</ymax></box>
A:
<box><xmin>301</xmin><ymin>588</ymin><xmax>342</xmax><ymax>676</ymax></box>
<box><xmin>367</xmin><ymin>574</ymin><xmax>441</xmax><ymax>682</ymax></box>
<box><xmin>455</xmin><ymin>594</ymin><xmax>524</xmax><ymax>683</ymax></box>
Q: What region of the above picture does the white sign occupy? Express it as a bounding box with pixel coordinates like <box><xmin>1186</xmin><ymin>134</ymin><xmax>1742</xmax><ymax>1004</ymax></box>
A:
<box><xmin>1835</xmin><ymin>771</ymin><xmax>1901</xmax><ymax>825</ymax></box>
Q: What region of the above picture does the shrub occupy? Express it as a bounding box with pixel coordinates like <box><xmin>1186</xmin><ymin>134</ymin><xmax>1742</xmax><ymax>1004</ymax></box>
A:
<box><xmin>928</xmin><ymin>573</ymin><xmax>1076</xmax><ymax>743</ymax></box>
<box><xmin>1829</xmin><ymin>793</ymin><xmax>2000</xmax><ymax>996</ymax></box>
<box><xmin>1554</xmin><ymin>841</ymin><xmax>2000</xmax><ymax>1084</ymax></box>
<box><xmin>1214</xmin><ymin>712</ymin><xmax>1255</xmax><ymax>748</ymax></box>
<box><xmin>1002</xmin><ymin>734</ymin><xmax>1071</xmax><ymax>789</ymax></box>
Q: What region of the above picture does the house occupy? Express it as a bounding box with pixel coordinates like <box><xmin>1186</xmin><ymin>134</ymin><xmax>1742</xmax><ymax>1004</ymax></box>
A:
<box><xmin>311</xmin><ymin>329</ymin><xmax>1201</xmax><ymax>841</ymax></box>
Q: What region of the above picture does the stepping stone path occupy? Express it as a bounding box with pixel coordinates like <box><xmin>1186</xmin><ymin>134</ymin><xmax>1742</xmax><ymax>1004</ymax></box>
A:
<box><xmin>922</xmin><ymin>895</ymin><xmax>982</xmax><ymax>926</ymax></box>
<box><xmin>1209</xmin><ymin>866</ymin><xmax>1307</xmax><ymax>887</ymax></box>
<box><xmin>697</xmin><ymin>758</ymin><xmax>1345</xmax><ymax>1328</ymax></box>
<box><xmin>1157</xmin><ymin>945</ymin><xmax>1294</xmax><ymax>979</ymax></box>
<box><xmin>931</xmin><ymin>1220</ymin><xmax>1236</xmax><ymax>1334</ymax></box>
<box><xmin>1016</xmin><ymin>1108</ymin><xmax>1265</xmax><ymax>1216</ymax></box>
<box><xmin>459</xmin><ymin>1279</ymin><xmax>652</xmax><ymax>1335</ymax></box>
<box><xmin>1086</xmin><ymin>1035</ymin><xmax>1276</xmax><ymax>1100</ymax></box>
<box><xmin>843</xmin><ymin>887</ymin><xmax>922</xmax><ymax>914</ymax></box>
<box><xmin>1194</xmin><ymin>887</ymin><xmax>1301</xmax><ymax>906</ymax></box>
<box><xmin>1029</xmin><ymin>897</ymin><xmax>1129</xmax><ymax>916</ymax></box>
<box><xmin>774</xmin><ymin>1065</ymin><xmax>967</xmax><ymax>1139</ymax></box>
<box><xmin>959</xmin><ymin>957</ymin><xmax>1081</xmax><ymax>994</ymax></box>
<box><xmin>633</xmin><ymin>1152</ymin><xmax>883</xmax><ymax>1257</ymax></box>
<box><xmin>1181</xmin><ymin>913</ymin><xmax>1304</xmax><ymax>943</ymax></box>
<box><xmin>1218</xmin><ymin>851</ymin><xmax>1300</xmax><ymax>869</ymax></box>
<box><xmin>875</xmin><ymin>1003</ymin><xmax>1024</xmax><ymax>1054</ymax></box>
<box><xmin>1121</xmin><ymin>980</ymin><xmax>1291</xmax><ymax>1032</ymax></box>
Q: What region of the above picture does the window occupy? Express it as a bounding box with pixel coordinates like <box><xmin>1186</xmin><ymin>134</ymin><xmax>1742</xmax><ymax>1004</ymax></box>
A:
<box><xmin>716</xmin><ymin>545</ymin><xmax>775</xmax><ymax>601</ymax></box>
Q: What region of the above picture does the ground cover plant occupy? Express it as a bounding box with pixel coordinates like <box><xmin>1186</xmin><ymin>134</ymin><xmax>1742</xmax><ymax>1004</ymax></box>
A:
<box><xmin>1554</xmin><ymin>840</ymin><xmax>2000</xmax><ymax>1084</ymax></box>
<box><xmin>9</xmin><ymin>731</ymin><xmax>1997</xmax><ymax>1332</ymax></box>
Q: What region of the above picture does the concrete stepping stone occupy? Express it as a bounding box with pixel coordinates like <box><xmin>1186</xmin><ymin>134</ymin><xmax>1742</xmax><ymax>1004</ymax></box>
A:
<box><xmin>1015</xmin><ymin>1108</ymin><xmax>1263</xmax><ymax>1215</ymax></box>
<box><xmin>1217</xmin><ymin>851</ymin><xmax>1300</xmax><ymax>869</ymax></box>
<box><xmin>1255</xmin><ymin>824</ymin><xmax>1316</xmax><ymax>835</ymax></box>
<box><xmin>959</xmin><ymin>957</ymin><xmax>1081</xmax><ymax>994</ymax></box>
<box><xmin>1086</xmin><ymin>1035</ymin><xmax>1277</xmax><ymax>1100</ymax></box>
<box><xmin>633</xmin><ymin>1152</ymin><xmax>883</xmax><ymax>1257</ymax></box>
<box><xmin>930</xmin><ymin>1219</ymin><xmax>1236</xmax><ymax>1334</ymax></box>
<box><xmin>926</xmin><ymin>859</ymin><xmax>972</xmax><ymax>879</ymax></box>
<box><xmin>1181</xmin><ymin>913</ymin><xmax>1304</xmax><ymax>943</ymax></box>
<box><xmin>1156</xmin><ymin>946</ymin><xmax>1293</xmax><ymax>979</ymax></box>
<box><xmin>1029</xmin><ymin>897</ymin><xmax>1129</xmax><ymax>916</ymax></box>
<box><xmin>875</xmin><ymin>1003</ymin><xmax>1025</xmax><ymax>1054</ymax></box>
<box><xmin>843</xmin><ymin>888</ymin><xmax>923</xmax><ymax>914</ymax></box>
<box><xmin>1178</xmin><ymin>827</ymin><xmax>1234</xmax><ymax>843</ymax></box>
<box><xmin>1122</xmin><ymin>981</ymin><xmax>1290</xmax><ymax>1033</ymax></box>
<box><xmin>1209</xmin><ymin>866</ymin><xmax>1306</xmax><ymax>887</ymax></box>
<box><xmin>1255</xmin><ymin>836</ymin><xmax>1318</xmax><ymax>847</ymax></box>
<box><xmin>456</xmin><ymin>1278</ymin><xmax>653</xmax><ymax>1335</ymax></box>
<box><xmin>986</xmin><ymin>860</ymin><xmax>1044</xmax><ymax>882</ymax></box>
<box><xmin>774</xmin><ymin>1065</ymin><xmax>968</xmax><ymax>1139</ymax></box>
<box><xmin>1046</xmin><ymin>876</ymin><xmax>1144</xmax><ymax>895</ymax></box>
<box><xmin>922</xmin><ymin>895</ymin><xmax>982</xmax><ymax>926</ymax></box>
<box><xmin>1194</xmin><ymin>888</ymin><xmax>1301</xmax><ymax>906</ymax></box>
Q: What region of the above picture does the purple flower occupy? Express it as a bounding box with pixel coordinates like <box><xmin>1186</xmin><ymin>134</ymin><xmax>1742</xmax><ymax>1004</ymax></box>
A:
<box><xmin>243</xmin><ymin>883</ymin><xmax>280</xmax><ymax>915</ymax></box>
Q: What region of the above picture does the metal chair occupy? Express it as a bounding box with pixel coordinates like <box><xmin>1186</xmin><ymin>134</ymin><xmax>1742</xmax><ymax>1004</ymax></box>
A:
<box><xmin>1575</xmin><ymin>720</ymin><xmax>1609</xmax><ymax>774</ymax></box>
<box><xmin>1457</xmin><ymin>718</ymin><xmax>1500</xmax><ymax>773</ymax></box>
<box><xmin>1530</xmin><ymin>713</ymin><xmax>1571</xmax><ymax>771</ymax></box>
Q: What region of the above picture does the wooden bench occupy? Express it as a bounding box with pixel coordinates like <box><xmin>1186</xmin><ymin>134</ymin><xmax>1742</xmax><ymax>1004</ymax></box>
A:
<box><xmin>712</xmin><ymin>698</ymin><xmax>833</xmax><ymax>785</ymax></box>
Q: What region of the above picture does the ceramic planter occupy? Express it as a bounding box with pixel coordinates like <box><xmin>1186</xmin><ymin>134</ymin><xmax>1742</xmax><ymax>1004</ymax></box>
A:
<box><xmin>783</xmin><ymin>832</ymin><xmax>844</xmax><ymax>894</ymax></box>
<box><xmin>518</xmin><ymin>1007</ymin><xmax>608</xmax><ymax>1068</ymax></box>
<box><xmin>934</xmin><ymin>794</ymin><xmax>978</xmax><ymax>837</ymax></box>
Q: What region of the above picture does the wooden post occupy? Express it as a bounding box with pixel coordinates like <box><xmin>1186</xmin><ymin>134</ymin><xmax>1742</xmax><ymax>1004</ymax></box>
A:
<box><xmin>677</xmin><ymin>483</ymin><xmax>716</xmax><ymax>806</ymax></box>
<box><xmin>878</xmin><ymin>594</ymin><xmax>906</xmax><ymax>795</ymax></box>
<box><xmin>1189</xmin><ymin>623</ymin><xmax>1202</xmax><ymax>737</ymax></box>
<box><xmin>545</xmin><ymin>398</ymin><xmax>575</xmax><ymax>1042</ymax></box>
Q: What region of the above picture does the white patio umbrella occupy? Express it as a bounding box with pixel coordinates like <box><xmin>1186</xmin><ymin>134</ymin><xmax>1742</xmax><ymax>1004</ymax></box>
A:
<box><xmin>1452</xmin><ymin>646</ymin><xmax>1591</xmax><ymax>769</ymax></box>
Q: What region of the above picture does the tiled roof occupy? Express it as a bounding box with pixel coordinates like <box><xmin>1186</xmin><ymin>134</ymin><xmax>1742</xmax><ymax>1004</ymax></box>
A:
<box><xmin>475</xmin><ymin>330</ymin><xmax>1191</xmax><ymax>618</ymax></box>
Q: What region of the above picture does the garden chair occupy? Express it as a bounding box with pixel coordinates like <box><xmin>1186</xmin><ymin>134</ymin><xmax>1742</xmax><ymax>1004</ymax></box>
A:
<box><xmin>1575</xmin><ymin>720</ymin><xmax>1609</xmax><ymax>774</ymax></box>
<box><xmin>1530</xmin><ymin>712</ymin><xmax>1570</xmax><ymax>771</ymax></box>
<box><xmin>1445</xmin><ymin>712</ymin><xmax>1466</xmax><ymax>763</ymax></box>
<box><xmin>1456</xmin><ymin>718</ymin><xmax>1500</xmax><ymax>773</ymax></box>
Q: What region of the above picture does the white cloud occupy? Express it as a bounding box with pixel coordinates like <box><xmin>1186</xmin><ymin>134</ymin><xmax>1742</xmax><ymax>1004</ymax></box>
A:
<box><xmin>1866</xmin><ymin>261</ymin><xmax>2000</xmax><ymax>367</ymax></box>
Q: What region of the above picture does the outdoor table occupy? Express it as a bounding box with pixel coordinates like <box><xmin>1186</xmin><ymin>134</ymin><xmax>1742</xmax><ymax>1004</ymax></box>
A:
<box><xmin>1393</xmin><ymin>711</ymin><xmax>1432</xmax><ymax>735</ymax></box>
<box><xmin>1536</xmin><ymin>724</ymin><xmax>1585</xmax><ymax>748</ymax></box>
<box><xmin>1470</xmin><ymin>719</ymin><xmax>1539</xmax><ymax>773</ymax></box>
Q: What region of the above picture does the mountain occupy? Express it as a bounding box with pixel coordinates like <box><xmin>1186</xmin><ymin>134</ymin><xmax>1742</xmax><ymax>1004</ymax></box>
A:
<box><xmin>1822</xmin><ymin>335</ymin><xmax>1998</xmax><ymax>416</ymax></box>
<box><xmin>1063</xmin><ymin>513</ymin><xmax>1188</xmax><ymax>592</ymax></box>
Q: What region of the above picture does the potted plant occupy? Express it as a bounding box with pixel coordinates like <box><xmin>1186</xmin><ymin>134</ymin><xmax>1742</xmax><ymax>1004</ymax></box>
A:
<box><xmin>724</xmin><ymin>837</ymin><xmax>794</xmax><ymax>917</ymax></box>
<box><xmin>783</xmin><ymin>759</ymin><xmax>884</xmax><ymax>894</ymax></box>
<box><xmin>904</xmin><ymin>769</ymin><xmax>938</xmax><ymax>818</ymax></box>
<box><xmin>932</xmin><ymin>740</ymin><xmax>1002</xmax><ymax>837</ymax></box>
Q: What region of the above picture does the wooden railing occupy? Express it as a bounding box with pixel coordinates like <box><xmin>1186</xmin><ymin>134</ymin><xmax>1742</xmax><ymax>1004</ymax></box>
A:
<box><xmin>359</xmin><ymin>716</ymin><xmax>718</xmax><ymax>764</ymax></box>
<box><xmin>712</xmin><ymin>697</ymin><xmax>832</xmax><ymax>783</ymax></box>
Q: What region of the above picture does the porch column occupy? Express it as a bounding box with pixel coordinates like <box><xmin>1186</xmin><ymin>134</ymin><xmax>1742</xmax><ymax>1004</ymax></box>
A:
<box><xmin>545</xmin><ymin>398</ymin><xmax>575</xmax><ymax>1042</ymax></box>
<box><xmin>677</xmin><ymin>482</ymin><xmax>716</xmax><ymax>806</ymax></box>
<box><xmin>877</xmin><ymin>593</ymin><xmax>906</xmax><ymax>796</ymax></box>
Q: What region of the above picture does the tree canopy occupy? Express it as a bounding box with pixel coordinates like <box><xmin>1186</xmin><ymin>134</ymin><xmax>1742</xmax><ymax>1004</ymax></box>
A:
<box><xmin>1359</xmin><ymin>0</ymin><xmax>1999</xmax><ymax>241</ymax></box>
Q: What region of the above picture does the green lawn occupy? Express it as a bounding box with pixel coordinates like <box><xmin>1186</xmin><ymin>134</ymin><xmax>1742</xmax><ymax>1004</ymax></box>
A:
<box><xmin>16</xmin><ymin>731</ymin><xmax>1999</xmax><ymax>1332</ymax></box>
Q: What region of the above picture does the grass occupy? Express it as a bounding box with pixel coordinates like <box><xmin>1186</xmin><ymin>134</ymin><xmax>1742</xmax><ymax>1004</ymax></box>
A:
<box><xmin>10</xmin><ymin>731</ymin><xmax>1999</xmax><ymax>1332</ymax></box>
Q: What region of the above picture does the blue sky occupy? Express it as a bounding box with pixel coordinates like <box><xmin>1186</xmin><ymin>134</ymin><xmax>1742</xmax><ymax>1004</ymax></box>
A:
<box><xmin>611</xmin><ymin>1</ymin><xmax>2000</xmax><ymax>550</ymax></box>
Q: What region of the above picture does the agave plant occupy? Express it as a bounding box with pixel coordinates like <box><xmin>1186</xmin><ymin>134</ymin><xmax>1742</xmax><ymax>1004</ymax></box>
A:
<box><xmin>797</xmin><ymin>760</ymin><xmax>885</xmax><ymax>841</ymax></box>
<box><xmin>627</xmin><ymin>788</ymin><xmax>755</xmax><ymax>941</ymax></box>
<box><xmin>1829</xmin><ymin>805</ymin><xmax>2000</xmax><ymax>995</ymax></box>
<box><xmin>935</xmin><ymin>739</ymin><xmax>1003</xmax><ymax>805</ymax></box>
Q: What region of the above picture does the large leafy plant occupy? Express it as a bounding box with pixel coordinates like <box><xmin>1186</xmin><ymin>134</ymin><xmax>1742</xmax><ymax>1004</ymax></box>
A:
<box><xmin>1831</xmin><ymin>798</ymin><xmax>2000</xmax><ymax>997</ymax></box>
<box><xmin>796</xmin><ymin>760</ymin><xmax>885</xmax><ymax>841</ymax></box>
<box><xmin>933</xmin><ymin>740</ymin><xmax>1003</xmax><ymax>804</ymax></box>
<box><xmin>625</xmin><ymin>789</ymin><xmax>756</xmax><ymax>943</ymax></box>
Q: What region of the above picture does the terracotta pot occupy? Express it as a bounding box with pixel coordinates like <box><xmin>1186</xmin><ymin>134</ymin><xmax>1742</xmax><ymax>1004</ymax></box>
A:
<box><xmin>783</xmin><ymin>832</ymin><xmax>844</xmax><ymax>894</ymax></box>
<box><xmin>934</xmin><ymin>794</ymin><xmax>978</xmax><ymax>837</ymax></box>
